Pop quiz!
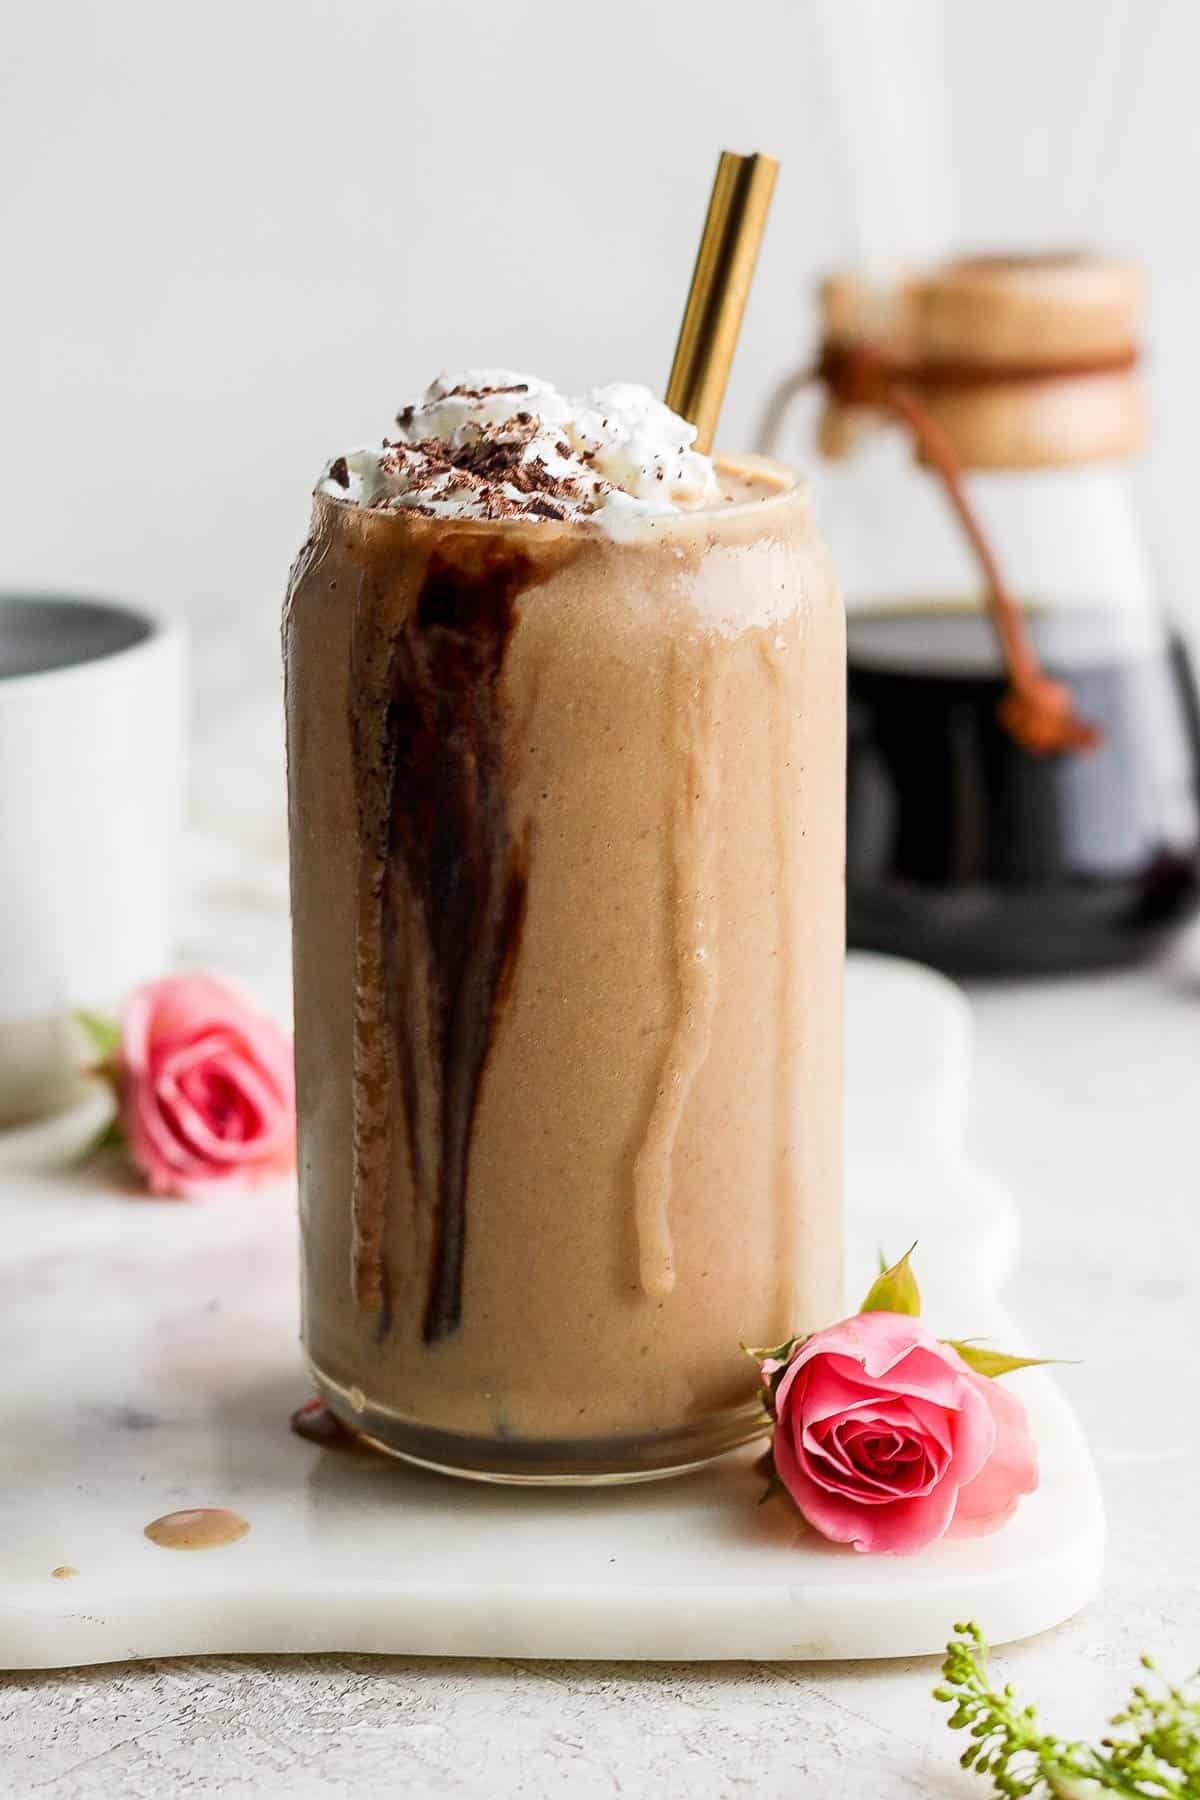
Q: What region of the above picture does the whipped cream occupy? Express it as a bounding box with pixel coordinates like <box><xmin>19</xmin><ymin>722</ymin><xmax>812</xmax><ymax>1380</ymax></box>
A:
<box><xmin>319</xmin><ymin>371</ymin><xmax>719</xmax><ymax>532</ymax></box>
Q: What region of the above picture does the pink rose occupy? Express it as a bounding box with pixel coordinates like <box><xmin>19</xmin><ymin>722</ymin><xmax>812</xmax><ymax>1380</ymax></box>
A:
<box><xmin>119</xmin><ymin>975</ymin><xmax>296</xmax><ymax>1198</ymax></box>
<box><xmin>765</xmin><ymin>1312</ymin><xmax>1038</xmax><ymax>1555</ymax></box>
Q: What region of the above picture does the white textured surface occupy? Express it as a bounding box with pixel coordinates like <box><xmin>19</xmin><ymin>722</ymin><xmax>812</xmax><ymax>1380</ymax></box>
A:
<box><xmin>0</xmin><ymin>959</ymin><xmax>1100</xmax><ymax>1677</ymax></box>
<box><xmin>3</xmin><ymin>957</ymin><xmax>1196</xmax><ymax>1796</ymax></box>
<box><xmin>3</xmin><ymin>802</ymin><xmax>1198</xmax><ymax>1795</ymax></box>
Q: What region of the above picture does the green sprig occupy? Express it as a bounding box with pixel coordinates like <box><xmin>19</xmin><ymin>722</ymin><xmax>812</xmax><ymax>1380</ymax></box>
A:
<box><xmin>935</xmin><ymin>1622</ymin><xmax>1200</xmax><ymax>1797</ymax></box>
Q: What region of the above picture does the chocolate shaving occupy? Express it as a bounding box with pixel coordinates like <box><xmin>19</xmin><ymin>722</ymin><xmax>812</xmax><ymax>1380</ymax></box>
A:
<box><xmin>327</xmin><ymin>456</ymin><xmax>350</xmax><ymax>489</ymax></box>
<box><xmin>360</xmin><ymin>416</ymin><xmax>610</xmax><ymax>521</ymax></box>
<box><xmin>443</xmin><ymin>382</ymin><xmax>530</xmax><ymax>401</ymax></box>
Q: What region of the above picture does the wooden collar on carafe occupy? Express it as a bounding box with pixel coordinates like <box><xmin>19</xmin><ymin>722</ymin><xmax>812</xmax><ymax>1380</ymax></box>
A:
<box><xmin>817</xmin><ymin>253</ymin><xmax>1147</xmax><ymax>756</ymax></box>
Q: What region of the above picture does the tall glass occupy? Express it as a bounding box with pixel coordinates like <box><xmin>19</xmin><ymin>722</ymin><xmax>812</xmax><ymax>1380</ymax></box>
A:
<box><xmin>284</xmin><ymin>456</ymin><xmax>845</xmax><ymax>1482</ymax></box>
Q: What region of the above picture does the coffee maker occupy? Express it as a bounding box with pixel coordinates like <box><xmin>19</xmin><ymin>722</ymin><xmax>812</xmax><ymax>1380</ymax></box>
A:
<box><xmin>764</xmin><ymin>7</ymin><xmax>1200</xmax><ymax>975</ymax></box>
<box><xmin>810</xmin><ymin>254</ymin><xmax>1200</xmax><ymax>974</ymax></box>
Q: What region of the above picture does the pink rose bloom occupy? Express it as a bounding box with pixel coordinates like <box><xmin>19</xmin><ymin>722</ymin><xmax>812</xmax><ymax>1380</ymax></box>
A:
<box><xmin>766</xmin><ymin>1312</ymin><xmax>1038</xmax><ymax>1555</ymax></box>
<box><xmin>119</xmin><ymin>975</ymin><xmax>296</xmax><ymax>1198</ymax></box>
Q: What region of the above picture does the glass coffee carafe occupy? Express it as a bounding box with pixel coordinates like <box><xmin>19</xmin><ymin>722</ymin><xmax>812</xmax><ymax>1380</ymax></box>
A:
<box><xmin>772</xmin><ymin>253</ymin><xmax>1200</xmax><ymax>974</ymax></box>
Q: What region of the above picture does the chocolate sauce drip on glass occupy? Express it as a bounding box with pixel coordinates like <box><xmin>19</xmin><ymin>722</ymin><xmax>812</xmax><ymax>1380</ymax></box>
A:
<box><xmin>290</xmin><ymin>1396</ymin><xmax>361</xmax><ymax>1450</ymax></box>
<box><xmin>353</xmin><ymin>547</ymin><xmax>534</xmax><ymax>1345</ymax></box>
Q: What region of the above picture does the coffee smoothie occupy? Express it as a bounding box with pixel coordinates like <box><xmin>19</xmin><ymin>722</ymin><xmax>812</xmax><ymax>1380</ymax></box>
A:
<box><xmin>285</xmin><ymin>373</ymin><xmax>845</xmax><ymax>1481</ymax></box>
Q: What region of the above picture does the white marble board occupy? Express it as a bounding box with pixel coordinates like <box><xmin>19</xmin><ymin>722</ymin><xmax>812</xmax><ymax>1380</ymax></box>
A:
<box><xmin>0</xmin><ymin>955</ymin><xmax>1102</xmax><ymax>1669</ymax></box>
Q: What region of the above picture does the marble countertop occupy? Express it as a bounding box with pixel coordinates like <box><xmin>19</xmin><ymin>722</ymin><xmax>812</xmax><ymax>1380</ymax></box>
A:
<box><xmin>3</xmin><ymin>816</ymin><xmax>1198</xmax><ymax>1797</ymax></box>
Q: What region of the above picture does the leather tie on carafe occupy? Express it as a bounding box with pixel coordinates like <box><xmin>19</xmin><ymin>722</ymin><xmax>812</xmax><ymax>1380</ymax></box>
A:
<box><xmin>813</xmin><ymin>340</ymin><xmax>1126</xmax><ymax>756</ymax></box>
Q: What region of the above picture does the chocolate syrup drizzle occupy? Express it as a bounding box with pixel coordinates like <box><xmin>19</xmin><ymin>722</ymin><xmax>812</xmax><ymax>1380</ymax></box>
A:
<box><xmin>290</xmin><ymin>1396</ymin><xmax>363</xmax><ymax>1451</ymax></box>
<box><xmin>351</xmin><ymin>547</ymin><xmax>536</xmax><ymax>1344</ymax></box>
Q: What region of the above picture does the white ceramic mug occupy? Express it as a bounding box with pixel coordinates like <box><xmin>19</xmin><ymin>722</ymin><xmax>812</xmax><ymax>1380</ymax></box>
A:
<box><xmin>0</xmin><ymin>594</ymin><xmax>186</xmax><ymax>1124</ymax></box>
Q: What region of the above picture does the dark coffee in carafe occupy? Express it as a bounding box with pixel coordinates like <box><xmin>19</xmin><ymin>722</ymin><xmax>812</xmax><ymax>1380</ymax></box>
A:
<box><xmin>846</xmin><ymin>604</ymin><xmax>1200</xmax><ymax>973</ymax></box>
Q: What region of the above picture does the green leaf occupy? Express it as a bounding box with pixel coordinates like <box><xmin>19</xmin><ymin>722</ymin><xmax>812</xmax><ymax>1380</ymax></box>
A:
<box><xmin>75</xmin><ymin>1112</ymin><xmax>125</xmax><ymax>1166</ymax></box>
<box><xmin>741</xmin><ymin>1335</ymin><xmax>803</xmax><ymax>1368</ymax></box>
<box><xmin>859</xmin><ymin>1243</ymin><xmax>920</xmax><ymax>1317</ymax></box>
<box><xmin>76</xmin><ymin>1009</ymin><xmax>121</xmax><ymax>1063</ymax></box>
<box><xmin>742</xmin><ymin>1337</ymin><xmax>807</xmax><ymax>1420</ymax></box>
<box><xmin>943</xmin><ymin>1341</ymin><xmax>1071</xmax><ymax>1380</ymax></box>
<box><xmin>752</xmin><ymin>1446</ymin><xmax>783</xmax><ymax>1507</ymax></box>
<box><xmin>92</xmin><ymin>1115</ymin><xmax>125</xmax><ymax>1153</ymax></box>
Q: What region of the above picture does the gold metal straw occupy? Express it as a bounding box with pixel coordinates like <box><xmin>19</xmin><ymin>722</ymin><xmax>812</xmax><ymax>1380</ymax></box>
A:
<box><xmin>666</xmin><ymin>150</ymin><xmax>780</xmax><ymax>454</ymax></box>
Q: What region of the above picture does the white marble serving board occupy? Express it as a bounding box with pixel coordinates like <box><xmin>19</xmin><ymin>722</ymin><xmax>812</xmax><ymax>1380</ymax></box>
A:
<box><xmin>0</xmin><ymin>955</ymin><xmax>1102</xmax><ymax>1670</ymax></box>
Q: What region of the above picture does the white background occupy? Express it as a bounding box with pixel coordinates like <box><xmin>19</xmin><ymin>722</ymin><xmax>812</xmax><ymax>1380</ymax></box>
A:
<box><xmin>3</xmin><ymin>0</ymin><xmax>1198</xmax><ymax>847</ymax></box>
<box><xmin>4</xmin><ymin>1</ymin><xmax>1197</xmax><ymax>598</ymax></box>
